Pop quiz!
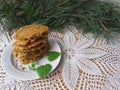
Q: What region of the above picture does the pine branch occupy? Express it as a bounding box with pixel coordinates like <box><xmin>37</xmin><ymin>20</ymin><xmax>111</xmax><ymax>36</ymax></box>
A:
<box><xmin>0</xmin><ymin>0</ymin><xmax>120</xmax><ymax>42</ymax></box>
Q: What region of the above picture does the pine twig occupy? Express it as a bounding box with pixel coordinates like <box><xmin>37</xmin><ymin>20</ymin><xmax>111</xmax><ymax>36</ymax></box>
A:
<box><xmin>0</xmin><ymin>0</ymin><xmax>120</xmax><ymax>42</ymax></box>
<box><xmin>99</xmin><ymin>20</ymin><xmax>109</xmax><ymax>32</ymax></box>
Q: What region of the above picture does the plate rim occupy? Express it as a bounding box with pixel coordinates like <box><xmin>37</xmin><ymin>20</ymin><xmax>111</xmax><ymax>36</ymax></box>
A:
<box><xmin>1</xmin><ymin>39</ymin><xmax>61</xmax><ymax>80</ymax></box>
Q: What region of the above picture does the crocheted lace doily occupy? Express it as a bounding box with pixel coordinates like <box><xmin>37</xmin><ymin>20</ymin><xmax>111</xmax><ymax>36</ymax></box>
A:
<box><xmin>0</xmin><ymin>27</ymin><xmax>120</xmax><ymax>90</ymax></box>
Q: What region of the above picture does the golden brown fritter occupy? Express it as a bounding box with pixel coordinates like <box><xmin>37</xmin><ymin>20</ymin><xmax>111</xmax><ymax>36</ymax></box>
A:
<box><xmin>13</xmin><ymin>42</ymin><xmax>49</xmax><ymax>53</ymax></box>
<box><xmin>13</xmin><ymin>24</ymin><xmax>48</xmax><ymax>40</ymax></box>
<box><xmin>12</xmin><ymin>24</ymin><xmax>50</xmax><ymax>65</ymax></box>
<box><xmin>13</xmin><ymin>38</ymin><xmax>48</xmax><ymax>48</ymax></box>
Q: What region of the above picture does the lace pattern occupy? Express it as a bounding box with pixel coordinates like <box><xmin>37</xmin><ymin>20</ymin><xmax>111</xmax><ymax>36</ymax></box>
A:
<box><xmin>0</xmin><ymin>26</ymin><xmax>120</xmax><ymax>90</ymax></box>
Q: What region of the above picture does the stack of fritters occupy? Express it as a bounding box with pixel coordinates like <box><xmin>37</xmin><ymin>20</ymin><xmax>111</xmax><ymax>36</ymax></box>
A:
<box><xmin>13</xmin><ymin>24</ymin><xmax>50</xmax><ymax>65</ymax></box>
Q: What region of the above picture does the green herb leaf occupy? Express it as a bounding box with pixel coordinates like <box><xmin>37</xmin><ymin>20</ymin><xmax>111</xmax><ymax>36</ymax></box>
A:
<box><xmin>47</xmin><ymin>51</ymin><xmax>61</xmax><ymax>61</ymax></box>
<box><xmin>31</xmin><ymin>62</ymin><xmax>36</xmax><ymax>67</ymax></box>
<box><xmin>28</xmin><ymin>62</ymin><xmax>36</xmax><ymax>70</ymax></box>
<box><xmin>36</xmin><ymin>64</ymin><xmax>52</xmax><ymax>79</ymax></box>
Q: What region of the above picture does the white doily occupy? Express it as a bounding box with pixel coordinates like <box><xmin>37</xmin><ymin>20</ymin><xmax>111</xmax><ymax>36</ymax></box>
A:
<box><xmin>0</xmin><ymin>26</ymin><xmax>120</xmax><ymax>90</ymax></box>
<box><xmin>48</xmin><ymin>27</ymin><xmax>120</xmax><ymax>90</ymax></box>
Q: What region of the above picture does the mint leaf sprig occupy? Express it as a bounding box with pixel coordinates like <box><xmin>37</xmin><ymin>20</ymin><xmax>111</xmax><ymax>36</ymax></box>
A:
<box><xmin>28</xmin><ymin>51</ymin><xmax>61</xmax><ymax>79</ymax></box>
<box><xmin>28</xmin><ymin>62</ymin><xmax>36</xmax><ymax>70</ymax></box>
<box><xmin>36</xmin><ymin>64</ymin><xmax>52</xmax><ymax>79</ymax></box>
<box><xmin>47</xmin><ymin>51</ymin><xmax>61</xmax><ymax>62</ymax></box>
<box><xmin>28</xmin><ymin>63</ymin><xmax>52</xmax><ymax>79</ymax></box>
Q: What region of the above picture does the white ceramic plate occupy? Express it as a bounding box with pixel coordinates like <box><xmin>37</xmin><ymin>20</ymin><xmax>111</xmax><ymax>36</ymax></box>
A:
<box><xmin>1</xmin><ymin>39</ymin><xmax>61</xmax><ymax>80</ymax></box>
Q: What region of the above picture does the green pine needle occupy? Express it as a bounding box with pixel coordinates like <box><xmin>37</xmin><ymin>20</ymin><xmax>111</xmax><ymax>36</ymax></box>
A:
<box><xmin>0</xmin><ymin>0</ymin><xmax>120</xmax><ymax>42</ymax></box>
